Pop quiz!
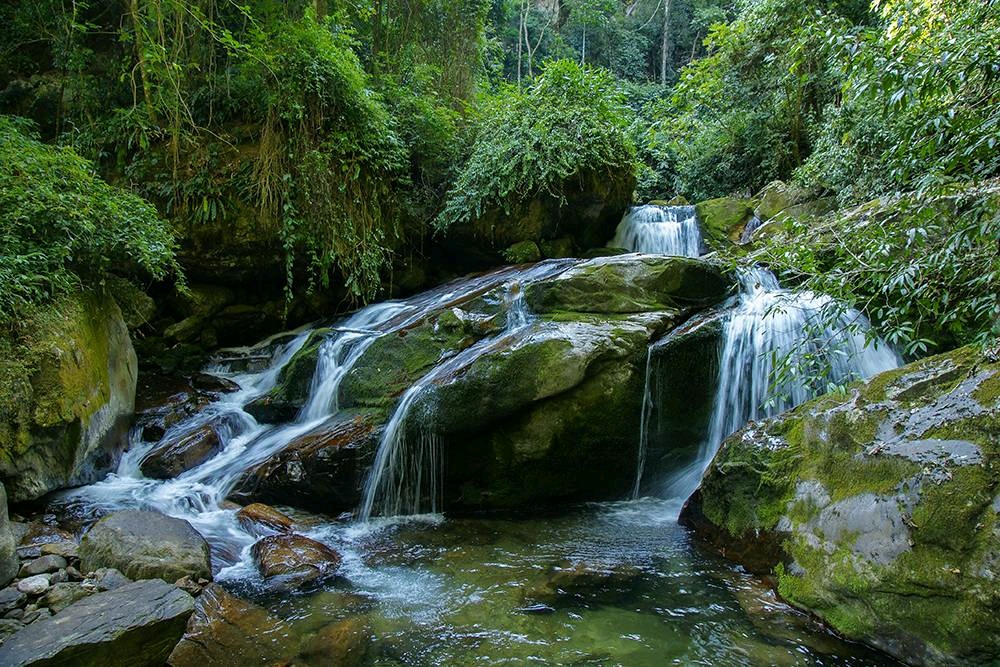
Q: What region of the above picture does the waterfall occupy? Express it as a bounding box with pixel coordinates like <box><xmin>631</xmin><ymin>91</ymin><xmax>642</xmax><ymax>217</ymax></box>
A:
<box><xmin>641</xmin><ymin>268</ymin><xmax>899</xmax><ymax>514</ymax></box>
<box><xmin>610</xmin><ymin>205</ymin><xmax>703</xmax><ymax>256</ymax></box>
<box><xmin>739</xmin><ymin>215</ymin><xmax>764</xmax><ymax>244</ymax></box>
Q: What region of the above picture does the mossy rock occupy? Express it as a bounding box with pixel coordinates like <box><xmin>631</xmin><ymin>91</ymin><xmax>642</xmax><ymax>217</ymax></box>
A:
<box><xmin>524</xmin><ymin>255</ymin><xmax>733</xmax><ymax>314</ymax></box>
<box><xmin>694</xmin><ymin>197</ymin><xmax>755</xmax><ymax>248</ymax></box>
<box><xmin>753</xmin><ymin>180</ymin><xmax>816</xmax><ymax>221</ymax></box>
<box><xmin>247</xmin><ymin>329</ymin><xmax>333</xmax><ymax>421</ymax></box>
<box><xmin>682</xmin><ymin>345</ymin><xmax>1000</xmax><ymax>666</ymax></box>
<box><xmin>0</xmin><ymin>290</ymin><xmax>137</xmax><ymax>501</ymax></box>
<box><xmin>503</xmin><ymin>240</ymin><xmax>542</xmax><ymax>264</ymax></box>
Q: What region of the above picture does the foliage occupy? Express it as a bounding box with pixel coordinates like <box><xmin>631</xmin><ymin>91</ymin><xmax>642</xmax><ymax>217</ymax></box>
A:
<box><xmin>434</xmin><ymin>60</ymin><xmax>635</xmax><ymax>230</ymax></box>
<box><xmin>0</xmin><ymin>116</ymin><xmax>179</xmax><ymax>323</ymax></box>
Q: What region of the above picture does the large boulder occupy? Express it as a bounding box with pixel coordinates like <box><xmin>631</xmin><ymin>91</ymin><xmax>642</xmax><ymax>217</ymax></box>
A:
<box><xmin>681</xmin><ymin>345</ymin><xmax>1000</xmax><ymax>665</ymax></box>
<box><xmin>0</xmin><ymin>290</ymin><xmax>137</xmax><ymax>501</ymax></box>
<box><xmin>0</xmin><ymin>484</ymin><xmax>17</xmax><ymax>587</ymax></box>
<box><xmin>168</xmin><ymin>584</ymin><xmax>294</xmax><ymax>666</ymax></box>
<box><xmin>250</xmin><ymin>534</ymin><xmax>342</xmax><ymax>589</ymax></box>
<box><xmin>0</xmin><ymin>579</ymin><xmax>194</xmax><ymax>666</ymax></box>
<box><xmin>139</xmin><ymin>421</ymin><xmax>225</xmax><ymax>479</ymax></box>
<box><xmin>79</xmin><ymin>511</ymin><xmax>212</xmax><ymax>583</ymax></box>
<box><xmin>694</xmin><ymin>197</ymin><xmax>755</xmax><ymax>249</ymax></box>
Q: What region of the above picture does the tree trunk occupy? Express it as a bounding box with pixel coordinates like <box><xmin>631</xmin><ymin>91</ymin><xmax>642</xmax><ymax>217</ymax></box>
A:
<box><xmin>660</xmin><ymin>0</ymin><xmax>673</xmax><ymax>85</ymax></box>
<box><xmin>581</xmin><ymin>26</ymin><xmax>586</xmax><ymax>65</ymax></box>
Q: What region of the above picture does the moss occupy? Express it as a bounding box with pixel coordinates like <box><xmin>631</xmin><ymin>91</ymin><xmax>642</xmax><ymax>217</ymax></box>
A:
<box><xmin>911</xmin><ymin>466</ymin><xmax>995</xmax><ymax>553</ymax></box>
<box><xmin>973</xmin><ymin>370</ymin><xmax>1000</xmax><ymax>406</ymax></box>
<box><xmin>503</xmin><ymin>240</ymin><xmax>542</xmax><ymax>264</ymax></box>
<box><xmin>265</xmin><ymin>328</ymin><xmax>333</xmax><ymax>407</ymax></box>
<box><xmin>694</xmin><ymin>197</ymin><xmax>754</xmax><ymax>248</ymax></box>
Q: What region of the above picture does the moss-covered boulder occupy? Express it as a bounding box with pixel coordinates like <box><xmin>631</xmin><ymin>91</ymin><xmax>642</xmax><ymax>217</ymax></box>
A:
<box><xmin>753</xmin><ymin>181</ymin><xmax>816</xmax><ymax>221</ymax></box>
<box><xmin>681</xmin><ymin>345</ymin><xmax>1000</xmax><ymax>665</ymax></box>
<box><xmin>694</xmin><ymin>197</ymin><xmax>755</xmax><ymax>249</ymax></box>
<box><xmin>245</xmin><ymin>328</ymin><xmax>333</xmax><ymax>423</ymax></box>
<box><xmin>524</xmin><ymin>255</ymin><xmax>733</xmax><ymax>314</ymax></box>
<box><xmin>0</xmin><ymin>483</ymin><xmax>17</xmax><ymax>587</ymax></box>
<box><xmin>0</xmin><ymin>290</ymin><xmax>137</xmax><ymax>502</ymax></box>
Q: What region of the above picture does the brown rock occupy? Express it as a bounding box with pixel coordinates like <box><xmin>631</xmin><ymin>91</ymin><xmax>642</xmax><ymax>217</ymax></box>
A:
<box><xmin>235</xmin><ymin>503</ymin><xmax>295</xmax><ymax>536</ymax></box>
<box><xmin>140</xmin><ymin>424</ymin><xmax>223</xmax><ymax>480</ymax></box>
<box><xmin>298</xmin><ymin>616</ymin><xmax>371</xmax><ymax>667</ymax></box>
<box><xmin>250</xmin><ymin>534</ymin><xmax>342</xmax><ymax>589</ymax></box>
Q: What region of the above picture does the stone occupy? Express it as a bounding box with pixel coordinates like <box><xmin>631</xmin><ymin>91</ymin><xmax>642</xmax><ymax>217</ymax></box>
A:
<box><xmin>48</xmin><ymin>569</ymin><xmax>67</xmax><ymax>585</ymax></box>
<box><xmin>42</xmin><ymin>581</ymin><xmax>92</xmax><ymax>613</ymax></box>
<box><xmin>4</xmin><ymin>608</ymin><xmax>23</xmax><ymax>620</ymax></box>
<box><xmin>64</xmin><ymin>566</ymin><xmax>83</xmax><ymax>581</ymax></box>
<box><xmin>0</xmin><ymin>587</ymin><xmax>25</xmax><ymax>614</ymax></box>
<box><xmin>297</xmin><ymin>616</ymin><xmax>372</xmax><ymax>667</ymax></box>
<box><xmin>503</xmin><ymin>240</ymin><xmax>542</xmax><ymax>264</ymax></box>
<box><xmin>682</xmin><ymin>345</ymin><xmax>1000</xmax><ymax>666</ymax></box>
<box><xmin>522</xmin><ymin>560</ymin><xmax>642</xmax><ymax>606</ymax></box>
<box><xmin>235</xmin><ymin>503</ymin><xmax>295</xmax><ymax>536</ymax></box>
<box><xmin>0</xmin><ymin>618</ymin><xmax>24</xmax><ymax>643</ymax></box>
<box><xmin>0</xmin><ymin>579</ymin><xmax>194</xmax><ymax>666</ymax></box>
<box><xmin>250</xmin><ymin>534</ymin><xmax>342</xmax><ymax>589</ymax></box>
<box><xmin>21</xmin><ymin>608</ymin><xmax>50</xmax><ymax>624</ymax></box>
<box><xmin>18</xmin><ymin>554</ymin><xmax>67</xmax><ymax>577</ymax></box>
<box><xmin>82</xmin><ymin>567</ymin><xmax>131</xmax><ymax>592</ymax></box>
<box><xmin>40</xmin><ymin>540</ymin><xmax>79</xmax><ymax>560</ymax></box>
<box><xmin>0</xmin><ymin>291</ymin><xmax>137</xmax><ymax>502</ymax></box>
<box><xmin>753</xmin><ymin>180</ymin><xmax>815</xmax><ymax>221</ymax></box>
<box><xmin>167</xmin><ymin>584</ymin><xmax>294</xmax><ymax>666</ymax></box>
<box><xmin>0</xmin><ymin>485</ymin><xmax>17</xmax><ymax>587</ymax></box>
<box><xmin>79</xmin><ymin>511</ymin><xmax>212</xmax><ymax>583</ymax></box>
<box><xmin>694</xmin><ymin>197</ymin><xmax>755</xmax><ymax>248</ymax></box>
<box><xmin>139</xmin><ymin>422</ymin><xmax>224</xmax><ymax>480</ymax></box>
<box><xmin>16</xmin><ymin>576</ymin><xmax>48</xmax><ymax>597</ymax></box>
<box><xmin>172</xmin><ymin>576</ymin><xmax>204</xmax><ymax>597</ymax></box>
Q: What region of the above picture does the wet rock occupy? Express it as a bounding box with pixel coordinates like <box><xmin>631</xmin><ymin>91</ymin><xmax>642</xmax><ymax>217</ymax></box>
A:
<box><xmin>683</xmin><ymin>345</ymin><xmax>1000</xmax><ymax>666</ymax></box>
<box><xmin>231</xmin><ymin>415</ymin><xmax>379</xmax><ymax>514</ymax></box>
<box><xmin>0</xmin><ymin>587</ymin><xmax>25</xmax><ymax>614</ymax></box>
<box><xmin>16</xmin><ymin>576</ymin><xmax>49</xmax><ymax>597</ymax></box>
<box><xmin>139</xmin><ymin>423</ymin><xmax>224</xmax><ymax>479</ymax></box>
<box><xmin>4</xmin><ymin>608</ymin><xmax>24</xmax><ymax>620</ymax></box>
<box><xmin>0</xmin><ymin>578</ymin><xmax>194</xmax><ymax>666</ymax></box>
<box><xmin>0</xmin><ymin>291</ymin><xmax>137</xmax><ymax>502</ymax></box>
<box><xmin>39</xmin><ymin>540</ymin><xmax>78</xmax><ymax>560</ymax></box>
<box><xmin>80</xmin><ymin>510</ymin><xmax>212</xmax><ymax>583</ymax></box>
<box><xmin>523</xmin><ymin>560</ymin><xmax>642</xmax><ymax>606</ymax></box>
<box><xmin>15</xmin><ymin>522</ymin><xmax>75</xmax><ymax>560</ymax></box>
<box><xmin>235</xmin><ymin>503</ymin><xmax>295</xmax><ymax>536</ymax></box>
<box><xmin>694</xmin><ymin>197</ymin><xmax>754</xmax><ymax>248</ymax></box>
<box><xmin>168</xmin><ymin>584</ymin><xmax>294</xmax><ymax>666</ymax></box>
<box><xmin>297</xmin><ymin>616</ymin><xmax>372</xmax><ymax>667</ymax></box>
<box><xmin>42</xmin><ymin>582</ymin><xmax>92</xmax><ymax>613</ymax></box>
<box><xmin>189</xmin><ymin>373</ymin><xmax>240</xmax><ymax>394</ymax></box>
<box><xmin>0</xmin><ymin>484</ymin><xmax>17</xmax><ymax>587</ymax></box>
<box><xmin>250</xmin><ymin>534</ymin><xmax>342</xmax><ymax>589</ymax></box>
<box><xmin>0</xmin><ymin>618</ymin><xmax>24</xmax><ymax>643</ymax></box>
<box><xmin>82</xmin><ymin>567</ymin><xmax>131</xmax><ymax>592</ymax></box>
<box><xmin>19</xmin><ymin>554</ymin><xmax>66</xmax><ymax>577</ymax></box>
<box><xmin>172</xmin><ymin>576</ymin><xmax>206</xmax><ymax>597</ymax></box>
<box><xmin>21</xmin><ymin>608</ymin><xmax>50</xmax><ymax>624</ymax></box>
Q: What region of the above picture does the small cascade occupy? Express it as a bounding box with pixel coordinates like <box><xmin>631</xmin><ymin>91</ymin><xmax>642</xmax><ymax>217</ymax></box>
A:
<box><xmin>640</xmin><ymin>267</ymin><xmax>899</xmax><ymax>513</ymax></box>
<box><xmin>739</xmin><ymin>215</ymin><xmax>764</xmax><ymax>244</ymax></box>
<box><xmin>610</xmin><ymin>205</ymin><xmax>703</xmax><ymax>256</ymax></box>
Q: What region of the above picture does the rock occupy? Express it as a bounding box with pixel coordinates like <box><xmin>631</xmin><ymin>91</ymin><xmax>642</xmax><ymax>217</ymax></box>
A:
<box><xmin>234</xmin><ymin>503</ymin><xmax>295</xmax><ymax>536</ymax></box>
<box><xmin>18</xmin><ymin>554</ymin><xmax>67</xmax><ymax>577</ymax></box>
<box><xmin>42</xmin><ymin>582</ymin><xmax>93</xmax><ymax>613</ymax></box>
<box><xmin>503</xmin><ymin>240</ymin><xmax>542</xmax><ymax>264</ymax></box>
<box><xmin>4</xmin><ymin>608</ymin><xmax>24</xmax><ymax>620</ymax></box>
<box><xmin>16</xmin><ymin>576</ymin><xmax>49</xmax><ymax>596</ymax></box>
<box><xmin>64</xmin><ymin>566</ymin><xmax>83</xmax><ymax>581</ymax></box>
<box><xmin>39</xmin><ymin>540</ymin><xmax>79</xmax><ymax>560</ymax></box>
<box><xmin>0</xmin><ymin>587</ymin><xmax>25</xmax><ymax>614</ymax></box>
<box><xmin>230</xmin><ymin>414</ymin><xmax>380</xmax><ymax>514</ymax></box>
<box><xmin>250</xmin><ymin>534</ymin><xmax>342</xmax><ymax>589</ymax></box>
<box><xmin>0</xmin><ymin>579</ymin><xmax>194</xmax><ymax>666</ymax></box>
<box><xmin>82</xmin><ymin>567</ymin><xmax>131</xmax><ymax>592</ymax></box>
<box><xmin>524</xmin><ymin>255</ymin><xmax>732</xmax><ymax>314</ymax></box>
<box><xmin>694</xmin><ymin>197</ymin><xmax>755</xmax><ymax>248</ymax></box>
<box><xmin>139</xmin><ymin>421</ymin><xmax>224</xmax><ymax>479</ymax></box>
<box><xmin>297</xmin><ymin>616</ymin><xmax>372</xmax><ymax>667</ymax></box>
<box><xmin>522</xmin><ymin>560</ymin><xmax>642</xmax><ymax>606</ymax></box>
<box><xmin>15</xmin><ymin>523</ymin><xmax>74</xmax><ymax>560</ymax></box>
<box><xmin>0</xmin><ymin>484</ymin><xmax>17</xmax><ymax>586</ymax></box>
<box><xmin>0</xmin><ymin>618</ymin><xmax>24</xmax><ymax>643</ymax></box>
<box><xmin>172</xmin><ymin>576</ymin><xmax>204</xmax><ymax>597</ymax></box>
<box><xmin>753</xmin><ymin>180</ymin><xmax>815</xmax><ymax>221</ymax></box>
<box><xmin>167</xmin><ymin>584</ymin><xmax>294</xmax><ymax>666</ymax></box>
<box><xmin>188</xmin><ymin>373</ymin><xmax>240</xmax><ymax>394</ymax></box>
<box><xmin>682</xmin><ymin>345</ymin><xmax>1000</xmax><ymax>665</ymax></box>
<box><xmin>79</xmin><ymin>511</ymin><xmax>212</xmax><ymax>583</ymax></box>
<box><xmin>21</xmin><ymin>608</ymin><xmax>50</xmax><ymax>624</ymax></box>
<box><xmin>539</xmin><ymin>236</ymin><xmax>575</xmax><ymax>259</ymax></box>
<box><xmin>48</xmin><ymin>569</ymin><xmax>67</xmax><ymax>584</ymax></box>
<box><xmin>0</xmin><ymin>290</ymin><xmax>137</xmax><ymax>502</ymax></box>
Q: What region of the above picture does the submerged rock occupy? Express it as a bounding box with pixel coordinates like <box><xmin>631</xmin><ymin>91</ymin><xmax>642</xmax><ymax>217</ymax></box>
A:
<box><xmin>297</xmin><ymin>616</ymin><xmax>372</xmax><ymax>667</ymax></box>
<box><xmin>682</xmin><ymin>345</ymin><xmax>1000</xmax><ymax>665</ymax></box>
<box><xmin>0</xmin><ymin>579</ymin><xmax>194</xmax><ymax>666</ymax></box>
<box><xmin>250</xmin><ymin>534</ymin><xmax>342</xmax><ymax>589</ymax></box>
<box><xmin>80</xmin><ymin>511</ymin><xmax>212</xmax><ymax>583</ymax></box>
<box><xmin>168</xmin><ymin>584</ymin><xmax>294</xmax><ymax>666</ymax></box>
<box><xmin>0</xmin><ymin>290</ymin><xmax>137</xmax><ymax>502</ymax></box>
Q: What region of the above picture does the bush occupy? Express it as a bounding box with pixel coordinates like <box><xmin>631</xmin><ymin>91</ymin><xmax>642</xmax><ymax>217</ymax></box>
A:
<box><xmin>435</xmin><ymin>59</ymin><xmax>635</xmax><ymax>231</ymax></box>
<box><xmin>0</xmin><ymin>116</ymin><xmax>179</xmax><ymax>323</ymax></box>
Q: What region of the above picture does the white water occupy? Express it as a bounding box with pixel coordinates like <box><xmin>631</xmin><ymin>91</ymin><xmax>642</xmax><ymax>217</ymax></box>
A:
<box><xmin>611</xmin><ymin>205</ymin><xmax>703</xmax><ymax>256</ymax></box>
<box><xmin>645</xmin><ymin>268</ymin><xmax>900</xmax><ymax>515</ymax></box>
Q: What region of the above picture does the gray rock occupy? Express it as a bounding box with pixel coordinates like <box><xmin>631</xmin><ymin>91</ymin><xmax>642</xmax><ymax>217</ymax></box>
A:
<box><xmin>0</xmin><ymin>587</ymin><xmax>25</xmax><ymax>613</ymax></box>
<box><xmin>0</xmin><ymin>484</ymin><xmax>18</xmax><ymax>587</ymax></box>
<box><xmin>16</xmin><ymin>576</ymin><xmax>49</xmax><ymax>597</ymax></box>
<box><xmin>21</xmin><ymin>608</ymin><xmax>50</xmax><ymax>624</ymax></box>
<box><xmin>80</xmin><ymin>511</ymin><xmax>212</xmax><ymax>583</ymax></box>
<box><xmin>4</xmin><ymin>608</ymin><xmax>23</xmax><ymax>620</ymax></box>
<box><xmin>0</xmin><ymin>618</ymin><xmax>24</xmax><ymax>643</ymax></box>
<box><xmin>40</xmin><ymin>540</ymin><xmax>79</xmax><ymax>560</ymax></box>
<box><xmin>82</xmin><ymin>567</ymin><xmax>131</xmax><ymax>592</ymax></box>
<box><xmin>18</xmin><ymin>555</ymin><xmax>67</xmax><ymax>577</ymax></box>
<box><xmin>42</xmin><ymin>582</ymin><xmax>93</xmax><ymax>613</ymax></box>
<box><xmin>0</xmin><ymin>579</ymin><xmax>194</xmax><ymax>666</ymax></box>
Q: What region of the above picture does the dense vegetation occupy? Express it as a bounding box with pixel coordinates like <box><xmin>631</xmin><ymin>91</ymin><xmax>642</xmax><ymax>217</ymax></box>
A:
<box><xmin>1</xmin><ymin>0</ymin><xmax>997</xmax><ymax>355</ymax></box>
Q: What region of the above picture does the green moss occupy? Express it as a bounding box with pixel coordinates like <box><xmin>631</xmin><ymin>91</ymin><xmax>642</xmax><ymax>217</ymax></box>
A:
<box><xmin>973</xmin><ymin>371</ymin><xmax>1000</xmax><ymax>406</ymax></box>
<box><xmin>694</xmin><ymin>197</ymin><xmax>754</xmax><ymax>248</ymax></box>
<box><xmin>911</xmin><ymin>466</ymin><xmax>995</xmax><ymax>553</ymax></box>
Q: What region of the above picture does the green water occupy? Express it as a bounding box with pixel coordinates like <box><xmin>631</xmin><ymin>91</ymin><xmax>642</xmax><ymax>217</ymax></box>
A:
<box><xmin>240</xmin><ymin>499</ymin><xmax>894</xmax><ymax>666</ymax></box>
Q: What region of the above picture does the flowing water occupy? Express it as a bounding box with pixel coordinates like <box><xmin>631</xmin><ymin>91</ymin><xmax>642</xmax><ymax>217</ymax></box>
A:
<box><xmin>638</xmin><ymin>268</ymin><xmax>900</xmax><ymax>515</ymax></box>
<box><xmin>610</xmin><ymin>205</ymin><xmax>703</xmax><ymax>256</ymax></box>
<box><xmin>54</xmin><ymin>259</ymin><xmax>902</xmax><ymax>665</ymax></box>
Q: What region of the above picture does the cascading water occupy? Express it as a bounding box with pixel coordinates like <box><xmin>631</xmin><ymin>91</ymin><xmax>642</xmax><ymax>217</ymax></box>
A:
<box><xmin>641</xmin><ymin>267</ymin><xmax>900</xmax><ymax>515</ymax></box>
<box><xmin>358</xmin><ymin>261</ymin><xmax>572</xmax><ymax>521</ymax></box>
<box><xmin>739</xmin><ymin>214</ymin><xmax>764</xmax><ymax>244</ymax></box>
<box><xmin>610</xmin><ymin>205</ymin><xmax>703</xmax><ymax>256</ymax></box>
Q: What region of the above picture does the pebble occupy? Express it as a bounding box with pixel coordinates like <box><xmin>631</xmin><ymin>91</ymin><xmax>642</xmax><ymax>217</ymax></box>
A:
<box><xmin>16</xmin><ymin>575</ymin><xmax>50</xmax><ymax>596</ymax></box>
